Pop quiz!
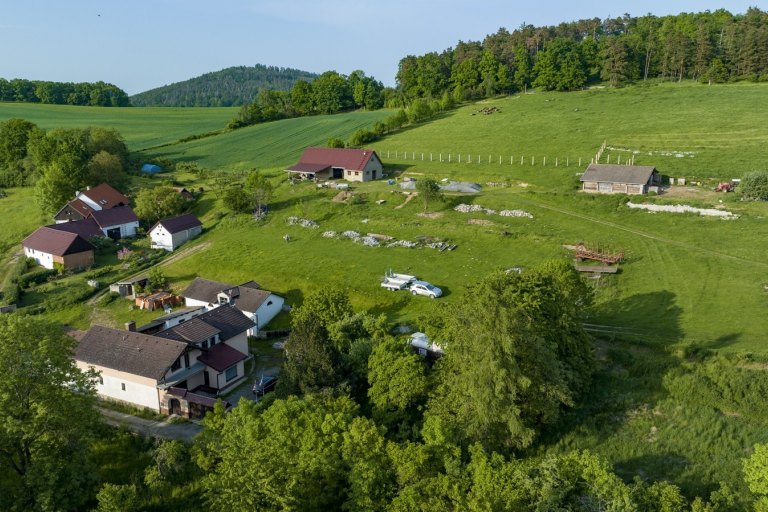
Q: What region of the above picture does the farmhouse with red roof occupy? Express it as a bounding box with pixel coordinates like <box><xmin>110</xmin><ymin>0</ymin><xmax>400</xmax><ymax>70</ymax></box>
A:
<box><xmin>286</xmin><ymin>147</ymin><xmax>384</xmax><ymax>182</ymax></box>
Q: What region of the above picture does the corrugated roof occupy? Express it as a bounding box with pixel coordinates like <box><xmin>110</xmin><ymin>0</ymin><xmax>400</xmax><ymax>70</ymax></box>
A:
<box><xmin>75</xmin><ymin>325</ymin><xmax>187</xmax><ymax>381</ymax></box>
<box><xmin>151</xmin><ymin>213</ymin><xmax>202</xmax><ymax>235</ymax></box>
<box><xmin>197</xmin><ymin>342</ymin><xmax>247</xmax><ymax>372</ymax></box>
<box><xmin>88</xmin><ymin>206</ymin><xmax>138</xmax><ymax>228</ymax></box>
<box><xmin>580</xmin><ymin>164</ymin><xmax>657</xmax><ymax>185</ymax></box>
<box><xmin>290</xmin><ymin>147</ymin><xmax>378</xmax><ymax>172</ymax></box>
<box><xmin>22</xmin><ymin>227</ymin><xmax>95</xmax><ymax>256</ymax></box>
<box><xmin>49</xmin><ymin>218</ymin><xmax>103</xmax><ymax>239</ymax></box>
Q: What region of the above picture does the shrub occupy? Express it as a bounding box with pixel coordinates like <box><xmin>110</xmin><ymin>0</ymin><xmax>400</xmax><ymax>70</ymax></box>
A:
<box><xmin>18</xmin><ymin>268</ymin><xmax>57</xmax><ymax>288</ymax></box>
<box><xmin>741</xmin><ymin>171</ymin><xmax>768</xmax><ymax>201</ymax></box>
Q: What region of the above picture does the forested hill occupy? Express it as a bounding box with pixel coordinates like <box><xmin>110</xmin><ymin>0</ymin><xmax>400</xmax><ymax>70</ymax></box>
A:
<box><xmin>129</xmin><ymin>64</ymin><xmax>319</xmax><ymax>107</ymax></box>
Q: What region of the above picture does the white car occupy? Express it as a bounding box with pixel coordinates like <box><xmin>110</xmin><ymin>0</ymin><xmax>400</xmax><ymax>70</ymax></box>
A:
<box><xmin>409</xmin><ymin>281</ymin><xmax>442</xmax><ymax>299</ymax></box>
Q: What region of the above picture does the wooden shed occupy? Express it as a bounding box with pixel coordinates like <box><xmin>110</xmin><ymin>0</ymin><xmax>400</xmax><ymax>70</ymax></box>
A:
<box><xmin>580</xmin><ymin>164</ymin><xmax>661</xmax><ymax>195</ymax></box>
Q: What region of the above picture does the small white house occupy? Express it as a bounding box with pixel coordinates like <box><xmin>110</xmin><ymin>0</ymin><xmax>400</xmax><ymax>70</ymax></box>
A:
<box><xmin>149</xmin><ymin>214</ymin><xmax>202</xmax><ymax>252</ymax></box>
<box><xmin>182</xmin><ymin>277</ymin><xmax>285</xmax><ymax>335</ymax></box>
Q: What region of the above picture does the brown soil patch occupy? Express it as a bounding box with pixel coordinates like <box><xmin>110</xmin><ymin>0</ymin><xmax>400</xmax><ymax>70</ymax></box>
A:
<box><xmin>468</xmin><ymin>218</ymin><xmax>495</xmax><ymax>227</ymax></box>
<box><xmin>332</xmin><ymin>191</ymin><xmax>353</xmax><ymax>203</ymax></box>
<box><xmin>418</xmin><ymin>212</ymin><xmax>444</xmax><ymax>219</ymax></box>
<box><xmin>662</xmin><ymin>186</ymin><xmax>719</xmax><ymax>200</ymax></box>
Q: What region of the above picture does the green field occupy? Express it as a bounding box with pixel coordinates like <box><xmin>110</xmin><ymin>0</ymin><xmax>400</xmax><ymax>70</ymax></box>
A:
<box><xmin>4</xmin><ymin>82</ymin><xmax>768</xmax><ymax>496</ymax></box>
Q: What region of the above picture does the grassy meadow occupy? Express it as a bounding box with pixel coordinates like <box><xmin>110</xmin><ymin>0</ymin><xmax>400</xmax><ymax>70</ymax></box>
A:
<box><xmin>3</xmin><ymin>81</ymin><xmax>768</xmax><ymax>496</ymax></box>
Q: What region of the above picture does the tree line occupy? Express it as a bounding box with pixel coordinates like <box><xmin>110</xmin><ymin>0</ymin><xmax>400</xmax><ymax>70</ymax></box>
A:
<box><xmin>227</xmin><ymin>70</ymin><xmax>385</xmax><ymax>129</ymax></box>
<box><xmin>129</xmin><ymin>64</ymin><xmax>319</xmax><ymax>107</ymax></box>
<box><xmin>0</xmin><ymin>79</ymin><xmax>129</xmax><ymax>106</ymax></box>
<box><xmin>394</xmin><ymin>7</ymin><xmax>768</xmax><ymax>101</ymax></box>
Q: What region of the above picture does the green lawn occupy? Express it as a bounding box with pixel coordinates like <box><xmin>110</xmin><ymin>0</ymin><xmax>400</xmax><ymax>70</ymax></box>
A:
<box><xmin>0</xmin><ymin>102</ymin><xmax>236</xmax><ymax>151</ymax></box>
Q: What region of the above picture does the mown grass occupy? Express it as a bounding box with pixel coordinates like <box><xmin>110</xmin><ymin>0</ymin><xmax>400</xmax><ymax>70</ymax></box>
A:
<box><xmin>0</xmin><ymin>102</ymin><xmax>235</xmax><ymax>151</ymax></box>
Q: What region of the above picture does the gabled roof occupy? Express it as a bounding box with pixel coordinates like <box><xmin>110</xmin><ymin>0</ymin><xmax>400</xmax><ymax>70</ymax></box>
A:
<box><xmin>580</xmin><ymin>164</ymin><xmax>657</xmax><ymax>185</ymax></box>
<box><xmin>81</xmin><ymin>183</ymin><xmax>130</xmax><ymax>208</ymax></box>
<box><xmin>88</xmin><ymin>206</ymin><xmax>138</xmax><ymax>228</ymax></box>
<box><xmin>22</xmin><ymin>227</ymin><xmax>95</xmax><ymax>256</ymax></box>
<box><xmin>156</xmin><ymin>304</ymin><xmax>254</xmax><ymax>343</ymax></box>
<box><xmin>75</xmin><ymin>325</ymin><xmax>187</xmax><ymax>381</ymax></box>
<box><xmin>182</xmin><ymin>277</ymin><xmax>273</xmax><ymax>314</ymax></box>
<box><xmin>56</xmin><ymin>198</ymin><xmax>93</xmax><ymax>219</ymax></box>
<box><xmin>150</xmin><ymin>213</ymin><xmax>202</xmax><ymax>235</ymax></box>
<box><xmin>197</xmin><ymin>342</ymin><xmax>247</xmax><ymax>372</ymax></box>
<box><xmin>49</xmin><ymin>218</ymin><xmax>103</xmax><ymax>239</ymax></box>
<box><xmin>288</xmin><ymin>147</ymin><xmax>379</xmax><ymax>173</ymax></box>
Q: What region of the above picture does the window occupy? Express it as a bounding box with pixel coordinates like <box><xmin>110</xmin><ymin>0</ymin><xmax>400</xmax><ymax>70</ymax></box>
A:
<box><xmin>121</xmin><ymin>383</ymin><xmax>126</xmax><ymax>391</ymax></box>
<box><xmin>225</xmin><ymin>366</ymin><xmax>238</xmax><ymax>382</ymax></box>
<box><xmin>171</xmin><ymin>357</ymin><xmax>181</xmax><ymax>372</ymax></box>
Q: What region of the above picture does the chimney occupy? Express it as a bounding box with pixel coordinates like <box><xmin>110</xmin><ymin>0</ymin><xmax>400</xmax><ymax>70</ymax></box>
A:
<box><xmin>125</xmin><ymin>321</ymin><xmax>136</xmax><ymax>332</ymax></box>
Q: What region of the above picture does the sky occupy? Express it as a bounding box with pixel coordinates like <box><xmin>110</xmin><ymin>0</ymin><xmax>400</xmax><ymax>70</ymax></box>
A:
<box><xmin>0</xmin><ymin>0</ymin><xmax>760</xmax><ymax>96</ymax></box>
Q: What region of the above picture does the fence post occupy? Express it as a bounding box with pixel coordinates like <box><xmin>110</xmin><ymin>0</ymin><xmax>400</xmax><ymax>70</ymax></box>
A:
<box><xmin>520</xmin><ymin>156</ymin><xmax>524</xmax><ymax>165</ymax></box>
<box><xmin>578</xmin><ymin>157</ymin><xmax>581</xmax><ymax>167</ymax></box>
<box><xmin>430</xmin><ymin>153</ymin><xmax>433</xmax><ymax>162</ymax></box>
<box><xmin>543</xmin><ymin>156</ymin><xmax>546</xmax><ymax>167</ymax></box>
<box><xmin>449</xmin><ymin>154</ymin><xmax>451</xmax><ymax>163</ymax></box>
<box><xmin>532</xmin><ymin>156</ymin><xmax>535</xmax><ymax>166</ymax></box>
<box><xmin>412</xmin><ymin>152</ymin><xmax>415</xmax><ymax>160</ymax></box>
<box><xmin>421</xmin><ymin>153</ymin><xmax>424</xmax><ymax>161</ymax></box>
<box><xmin>555</xmin><ymin>158</ymin><xmax>558</xmax><ymax>167</ymax></box>
<box><xmin>458</xmin><ymin>154</ymin><xmax>461</xmax><ymax>163</ymax></box>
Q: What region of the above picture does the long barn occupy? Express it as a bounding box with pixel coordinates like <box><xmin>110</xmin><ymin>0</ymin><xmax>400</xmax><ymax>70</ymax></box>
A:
<box><xmin>580</xmin><ymin>163</ymin><xmax>660</xmax><ymax>195</ymax></box>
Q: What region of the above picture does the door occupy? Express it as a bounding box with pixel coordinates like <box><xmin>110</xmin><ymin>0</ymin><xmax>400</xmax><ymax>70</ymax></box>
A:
<box><xmin>106</xmin><ymin>227</ymin><xmax>121</xmax><ymax>240</ymax></box>
<box><xmin>203</xmin><ymin>371</ymin><xmax>210</xmax><ymax>387</ymax></box>
<box><xmin>332</xmin><ymin>167</ymin><xmax>343</xmax><ymax>179</ymax></box>
<box><xmin>169</xmin><ymin>398</ymin><xmax>181</xmax><ymax>416</ymax></box>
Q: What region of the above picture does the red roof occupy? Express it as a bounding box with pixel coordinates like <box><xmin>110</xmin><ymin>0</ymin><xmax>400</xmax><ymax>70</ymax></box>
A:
<box><xmin>67</xmin><ymin>198</ymin><xmax>95</xmax><ymax>217</ymax></box>
<box><xmin>289</xmin><ymin>147</ymin><xmax>378</xmax><ymax>172</ymax></box>
<box><xmin>22</xmin><ymin>227</ymin><xmax>95</xmax><ymax>256</ymax></box>
<box><xmin>81</xmin><ymin>183</ymin><xmax>130</xmax><ymax>209</ymax></box>
<box><xmin>87</xmin><ymin>206</ymin><xmax>138</xmax><ymax>228</ymax></box>
<box><xmin>197</xmin><ymin>342</ymin><xmax>247</xmax><ymax>372</ymax></box>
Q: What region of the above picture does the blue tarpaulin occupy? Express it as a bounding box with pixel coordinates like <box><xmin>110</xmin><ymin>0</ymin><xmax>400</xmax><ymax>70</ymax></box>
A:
<box><xmin>141</xmin><ymin>163</ymin><xmax>162</xmax><ymax>174</ymax></box>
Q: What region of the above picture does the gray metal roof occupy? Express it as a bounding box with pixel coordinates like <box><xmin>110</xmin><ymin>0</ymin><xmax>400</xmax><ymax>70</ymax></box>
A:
<box><xmin>580</xmin><ymin>164</ymin><xmax>657</xmax><ymax>185</ymax></box>
<box><xmin>156</xmin><ymin>303</ymin><xmax>254</xmax><ymax>343</ymax></box>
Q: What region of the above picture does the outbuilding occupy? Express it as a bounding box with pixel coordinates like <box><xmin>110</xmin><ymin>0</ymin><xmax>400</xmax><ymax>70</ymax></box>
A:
<box><xmin>22</xmin><ymin>226</ymin><xmax>95</xmax><ymax>270</ymax></box>
<box><xmin>149</xmin><ymin>214</ymin><xmax>203</xmax><ymax>251</ymax></box>
<box><xmin>580</xmin><ymin>164</ymin><xmax>661</xmax><ymax>195</ymax></box>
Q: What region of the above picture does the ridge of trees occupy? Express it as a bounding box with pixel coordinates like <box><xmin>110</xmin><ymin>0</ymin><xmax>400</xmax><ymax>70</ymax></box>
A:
<box><xmin>129</xmin><ymin>64</ymin><xmax>319</xmax><ymax>107</ymax></box>
<box><xmin>227</xmin><ymin>69</ymin><xmax>386</xmax><ymax>129</ymax></box>
<box><xmin>0</xmin><ymin>79</ymin><xmax>129</xmax><ymax>106</ymax></box>
<box><xmin>394</xmin><ymin>8</ymin><xmax>768</xmax><ymax>103</ymax></box>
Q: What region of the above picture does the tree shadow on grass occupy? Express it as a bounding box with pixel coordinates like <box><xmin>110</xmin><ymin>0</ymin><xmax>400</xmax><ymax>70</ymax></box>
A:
<box><xmin>536</xmin><ymin>291</ymin><xmax>684</xmax><ymax>449</ymax></box>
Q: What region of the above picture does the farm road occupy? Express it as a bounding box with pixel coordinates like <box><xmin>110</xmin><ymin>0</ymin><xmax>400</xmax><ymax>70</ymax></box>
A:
<box><xmin>518</xmin><ymin>197</ymin><xmax>768</xmax><ymax>268</ymax></box>
<box><xmin>98</xmin><ymin>407</ymin><xmax>202</xmax><ymax>442</ymax></box>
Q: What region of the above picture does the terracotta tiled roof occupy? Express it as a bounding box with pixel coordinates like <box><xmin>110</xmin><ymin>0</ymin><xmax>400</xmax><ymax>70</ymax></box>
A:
<box><xmin>290</xmin><ymin>147</ymin><xmax>378</xmax><ymax>172</ymax></box>
<box><xmin>22</xmin><ymin>227</ymin><xmax>95</xmax><ymax>256</ymax></box>
<box><xmin>88</xmin><ymin>206</ymin><xmax>138</xmax><ymax>228</ymax></box>
<box><xmin>580</xmin><ymin>164</ymin><xmax>657</xmax><ymax>185</ymax></box>
<box><xmin>75</xmin><ymin>325</ymin><xmax>187</xmax><ymax>381</ymax></box>
<box><xmin>150</xmin><ymin>214</ymin><xmax>202</xmax><ymax>235</ymax></box>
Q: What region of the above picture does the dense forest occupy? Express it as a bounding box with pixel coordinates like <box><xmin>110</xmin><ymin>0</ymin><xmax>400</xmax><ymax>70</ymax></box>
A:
<box><xmin>129</xmin><ymin>65</ymin><xmax>319</xmax><ymax>107</ymax></box>
<box><xmin>0</xmin><ymin>79</ymin><xmax>129</xmax><ymax>106</ymax></box>
<box><xmin>393</xmin><ymin>8</ymin><xmax>768</xmax><ymax>103</ymax></box>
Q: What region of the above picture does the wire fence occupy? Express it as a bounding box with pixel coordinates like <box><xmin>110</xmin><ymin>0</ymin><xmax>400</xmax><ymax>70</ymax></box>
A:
<box><xmin>375</xmin><ymin>141</ymin><xmax>639</xmax><ymax>169</ymax></box>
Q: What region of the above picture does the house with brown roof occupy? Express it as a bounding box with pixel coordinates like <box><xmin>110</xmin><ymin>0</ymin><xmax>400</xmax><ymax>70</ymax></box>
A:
<box><xmin>22</xmin><ymin>226</ymin><xmax>95</xmax><ymax>270</ymax></box>
<box><xmin>182</xmin><ymin>277</ymin><xmax>285</xmax><ymax>335</ymax></box>
<box><xmin>286</xmin><ymin>147</ymin><xmax>383</xmax><ymax>182</ymax></box>
<box><xmin>54</xmin><ymin>183</ymin><xmax>131</xmax><ymax>223</ymax></box>
<box><xmin>580</xmin><ymin>164</ymin><xmax>661</xmax><ymax>195</ymax></box>
<box><xmin>87</xmin><ymin>205</ymin><xmax>139</xmax><ymax>239</ymax></box>
<box><xmin>149</xmin><ymin>213</ymin><xmax>202</xmax><ymax>251</ymax></box>
<box><xmin>75</xmin><ymin>303</ymin><xmax>254</xmax><ymax>418</ymax></box>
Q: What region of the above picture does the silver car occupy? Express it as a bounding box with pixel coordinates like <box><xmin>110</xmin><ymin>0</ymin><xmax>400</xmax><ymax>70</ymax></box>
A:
<box><xmin>409</xmin><ymin>281</ymin><xmax>442</xmax><ymax>299</ymax></box>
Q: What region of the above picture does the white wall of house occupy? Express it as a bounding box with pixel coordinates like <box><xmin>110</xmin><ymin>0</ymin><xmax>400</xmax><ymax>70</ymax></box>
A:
<box><xmin>185</xmin><ymin>297</ymin><xmax>212</xmax><ymax>309</ymax></box>
<box><xmin>24</xmin><ymin>247</ymin><xmax>54</xmax><ymax>269</ymax></box>
<box><xmin>150</xmin><ymin>225</ymin><xmax>202</xmax><ymax>252</ymax></box>
<box><xmin>224</xmin><ymin>332</ymin><xmax>249</xmax><ymax>355</ymax></box>
<box><xmin>249</xmin><ymin>294</ymin><xmax>285</xmax><ymax>334</ymax></box>
<box><xmin>77</xmin><ymin>361</ymin><xmax>161</xmax><ymax>411</ymax></box>
<box><xmin>211</xmin><ymin>360</ymin><xmax>245</xmax><ymax>390</ymax></box>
